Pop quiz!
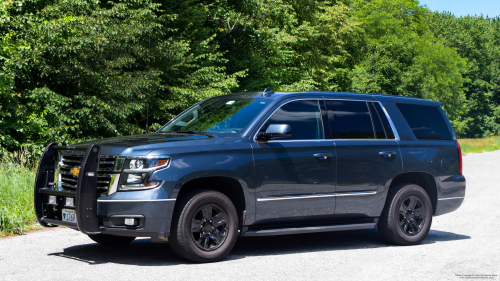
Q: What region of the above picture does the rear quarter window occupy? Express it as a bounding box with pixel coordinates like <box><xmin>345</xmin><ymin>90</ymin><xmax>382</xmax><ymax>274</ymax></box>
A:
<box><xmin>396</xmin><ymin>103</ymin><xmax>452</xmax><ymax>140</ymax></box>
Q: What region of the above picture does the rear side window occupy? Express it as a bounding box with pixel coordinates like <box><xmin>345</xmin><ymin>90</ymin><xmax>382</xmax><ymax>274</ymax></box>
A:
<box><xmin>368</xmin><ymin>103</ymin><xmax>386</xmax><ymax>139</ymax></box>
<box><xmin>396</xmin><ymin>103</ymin><xmax>452</xmax><ymax>140</ymax></box>
<box><xmin>326</xmin><ymin>101</ymin><xmax>374</xmax><ymax>139</ymax></box>
<box><xmin>266</xmin><ymin>100</ymin><xmax>324</xmax><ymax>140</ymax></box>
<box><xmin>373</xmin><ymin>102</ymin><xmax>395</xmax><ymax>139</ymax></box>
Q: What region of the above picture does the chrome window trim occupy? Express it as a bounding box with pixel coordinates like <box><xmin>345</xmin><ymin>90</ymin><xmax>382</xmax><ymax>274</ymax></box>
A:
<box><xmin>322</xmin><ymin>98</ymin><xmax>400</xmax><ymax>141</ymax></box>
<box><xmin>252</xmin><ymin>98</ymin><xmax>327</xmax><ymax>143</ymax></box>
<box><xmin>254</xmin><ymin>97</ymin><xmax>400</xmax><ymax>142</ymax></box>
<box><xmin>257</xmin><ymin>191</ymin><xmax>377</xmax><ymax>202</ymax></box>
<box><xmin>377</xmin><ymin>101</ymin><xmax>400</xmax><ymax>141</ymax></box>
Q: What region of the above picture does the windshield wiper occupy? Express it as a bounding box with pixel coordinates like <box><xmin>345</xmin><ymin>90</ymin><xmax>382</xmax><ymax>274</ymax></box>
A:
<box><xmin>175</xmin><ymin>130</ymin><xmax>216</xmax><ymax>138</ymax></box>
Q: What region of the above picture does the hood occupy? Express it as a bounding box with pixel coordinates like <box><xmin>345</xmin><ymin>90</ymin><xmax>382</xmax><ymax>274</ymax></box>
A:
<box><xmin>72</xmin><ymin>133</ymin><xmax>227</xmax><ymax>156</ymax></box>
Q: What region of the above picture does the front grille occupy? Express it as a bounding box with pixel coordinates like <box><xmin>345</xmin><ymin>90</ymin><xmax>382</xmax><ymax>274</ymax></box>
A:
<box><xmin>57</xmin><ymin>154</ymin><xmax>116</xmax><ymax>193</ymax></box>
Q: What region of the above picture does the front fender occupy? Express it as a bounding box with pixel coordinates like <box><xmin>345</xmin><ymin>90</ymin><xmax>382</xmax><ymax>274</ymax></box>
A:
<box><xmin>149</xmin><ymin>142</ymin><xmax>256</xmax><ymax>225</ymax></box>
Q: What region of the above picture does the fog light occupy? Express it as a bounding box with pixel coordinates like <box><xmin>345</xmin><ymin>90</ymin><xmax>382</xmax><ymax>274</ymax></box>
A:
<box><xmin>48</xmin><ymin>195</ymin><xmax>57</xmax><ymax>205</ymax></box>
<box><xmin>124</xmin><ymin>218</ymin><xmax>136</xmax><ymax>226</ymax></box>
<box><xmin>65</xmin><ymin>197</ymin><xmax>75</xmax><ymax>207</ymax></box>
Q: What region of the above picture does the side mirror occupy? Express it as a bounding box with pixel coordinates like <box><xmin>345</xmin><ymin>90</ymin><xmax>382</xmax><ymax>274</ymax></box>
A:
<box><xmin>259</xmin><ymin>124</ymin><xmax>292</xmax><ymax>140</ymax></box>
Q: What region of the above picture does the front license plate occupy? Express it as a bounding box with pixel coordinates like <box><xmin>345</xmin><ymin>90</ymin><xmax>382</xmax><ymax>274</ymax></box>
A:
<box><xmin>62</xmin><ymin>209</ymin><xmax>76</xmax><ymax>223</ymax></box>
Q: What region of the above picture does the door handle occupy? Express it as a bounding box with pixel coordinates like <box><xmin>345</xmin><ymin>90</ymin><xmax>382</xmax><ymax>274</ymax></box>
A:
<box><xmin>379</xmin><ymin>151</ymin><xmax>396</xmax><ymax>157</ymax></box>
<box><xmin>314</xmin><ymin>153</ymin><xmax>332</xmax><ymax>160</ymax></box>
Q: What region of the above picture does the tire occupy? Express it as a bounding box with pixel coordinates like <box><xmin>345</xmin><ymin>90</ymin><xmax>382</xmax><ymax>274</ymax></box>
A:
<box><xmin>88</xmin><ymin>234</ymin><xmax>136</xmax><ymax>246</ymax></box>
<box><xmin>378</xmin><ymin>183</ymin><xmax>433</xmax><ymax>245</ymax></box>
<box><xmin>169</xmin><ymin>190</ymin><xmax>239</xmax><ymax>263</ymax></box>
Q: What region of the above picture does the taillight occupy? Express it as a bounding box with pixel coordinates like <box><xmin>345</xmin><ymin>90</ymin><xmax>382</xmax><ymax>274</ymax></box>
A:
<box><xmin>456</xmin><ymin>141</ymin><xmax>462</xmax><ymax>174</ymax></box>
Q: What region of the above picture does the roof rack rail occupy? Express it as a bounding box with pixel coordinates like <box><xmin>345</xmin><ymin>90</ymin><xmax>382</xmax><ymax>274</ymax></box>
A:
<box><xmin>262</xmin><ymin>87</ymin><xmax>275</xmax><ymax>97</ymax></box>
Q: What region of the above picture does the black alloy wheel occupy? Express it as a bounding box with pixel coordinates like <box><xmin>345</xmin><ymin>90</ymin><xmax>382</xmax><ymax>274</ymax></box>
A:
<box><xmin>190</xmin><ymin>204</ymin><xmax>228</xmax><ymax>251</ymax></box>
<box><xmin>169</xmin><ymin>190</ymin><xmax>238</xmax><ymax>263</ymax></box>
<box><xmin>378</xmin><ymin>183</ymin><xmax>433</xmax><ymax>246</ymax></box>
<box><xmin>398</xmin><ymin>196</ymin><xmax>426</xmax><ymax>236</ymax></box>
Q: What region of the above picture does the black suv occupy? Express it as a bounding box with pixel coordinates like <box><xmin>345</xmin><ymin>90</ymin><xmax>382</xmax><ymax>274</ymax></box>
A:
<box><xmin>34</xmin><ymin>90</ymin><xmax>465</xmax><ymax>263</ymax></box>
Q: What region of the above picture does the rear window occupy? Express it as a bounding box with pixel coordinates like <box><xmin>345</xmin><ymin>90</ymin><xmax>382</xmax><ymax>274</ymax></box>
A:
<box><xmin>396</xmin><ymin>103</ymin><xmax>452</xmax><ymax>140</ymax></box>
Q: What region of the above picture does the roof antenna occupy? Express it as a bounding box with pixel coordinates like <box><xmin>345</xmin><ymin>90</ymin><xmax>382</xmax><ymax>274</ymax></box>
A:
<box><xmin>262</xmin><ymin>87</ymin><xmax>275</xmax><ymax>97</ymax></box>
<box><xmin>379</xmin><ymin>89</ymin><xmax>382</xmax><ymax>94</ymax></box>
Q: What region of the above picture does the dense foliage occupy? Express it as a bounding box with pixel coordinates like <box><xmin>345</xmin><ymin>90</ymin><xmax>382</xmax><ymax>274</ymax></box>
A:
<box><xmin>426</xmin><ymin>13</ymin><xmax>500</xmax><ymax>137</ymax></box>
<box><xmin>1</xmin><ymin>0</ymin><xmax>499</xmax><ymax>155</ymax></box>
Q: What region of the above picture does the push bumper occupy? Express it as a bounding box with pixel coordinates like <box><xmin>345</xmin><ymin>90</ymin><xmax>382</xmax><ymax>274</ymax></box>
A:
<box><xmin>34</xmin><ymin>143</ymin><xmax>176</xmax><ymax>238</ymax></box>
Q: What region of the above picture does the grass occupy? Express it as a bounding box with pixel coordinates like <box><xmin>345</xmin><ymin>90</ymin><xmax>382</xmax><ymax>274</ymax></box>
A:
<box><xmin>458</xmin><ymin>136</ymin><xmax>500</xmax><ymax>154</ymax></box>
<box><xmin>0</xmin><ymin>148</ymin><xmax>40</xmax><ymax>236</ymax></box>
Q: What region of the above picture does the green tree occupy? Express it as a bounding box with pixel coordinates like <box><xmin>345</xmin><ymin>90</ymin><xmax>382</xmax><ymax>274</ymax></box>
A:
<box><xmin>350</xmin><ymin>0</ymin><xmax>468</xmax><ymax>134</ymax></box>
<box><xmin>426</xmin><ymin>12</ymin><xmax>500</xmax><ymax>137</ymax></box>
<box><xmin>211</xmin><ymin>0</ymin><xmax>359</xmax><ymax>92</ymax></box>
<box><xmin>0</xmin><ymin>0</ymin><xmax>242</xmax><ymax>154</ymax></box>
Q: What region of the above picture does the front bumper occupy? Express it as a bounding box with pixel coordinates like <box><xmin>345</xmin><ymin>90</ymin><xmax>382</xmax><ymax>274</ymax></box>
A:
<box><xmin>34</xmin><ymin>143</ymin><xmax>176</xmax><ymax>238</ymax></box>
<box><xmin>96</xmin><ymin>190</ymin><xmax>176</xmax><ymax>237</ymax></box>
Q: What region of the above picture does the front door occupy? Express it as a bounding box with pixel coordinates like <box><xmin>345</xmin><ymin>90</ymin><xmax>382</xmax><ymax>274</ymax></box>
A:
<box><xmin>252</xmin><ymin>99</ymin><xmax>337</xmax><ymax>224</ymax></box>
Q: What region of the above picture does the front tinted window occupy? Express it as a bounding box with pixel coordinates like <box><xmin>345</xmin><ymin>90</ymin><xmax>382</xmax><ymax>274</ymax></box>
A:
<box><xmin>161</xmin><ymin>98</ymin><xmax>270</xmax><ymax>135</ymax></box>
<box><xmin>326</xmin><ymin>101</ymin><xmax>374</xmax><ymax>139</ymax></box>
<box><xmin>265</xmin><ymin>100</ymin><xmax>324</xmax><ymax>140</ymax></box>
<box><xmin>396</xmin><ymin>103</ymin><xmax>452</xmax><ymax>140</ymax></box>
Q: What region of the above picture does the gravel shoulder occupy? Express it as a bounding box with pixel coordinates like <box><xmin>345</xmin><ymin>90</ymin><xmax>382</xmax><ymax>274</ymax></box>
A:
<box><xmin>1</xmin><ymin>151</ymin><xmax>498</xmax><ymax>281</ymax></box>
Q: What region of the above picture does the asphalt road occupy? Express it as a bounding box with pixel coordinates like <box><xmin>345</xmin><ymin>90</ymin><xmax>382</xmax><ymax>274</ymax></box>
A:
<box><xmin>1</xmin><ymin>150</ymin><xmax>499</xmax><ymax>281</ymax></box>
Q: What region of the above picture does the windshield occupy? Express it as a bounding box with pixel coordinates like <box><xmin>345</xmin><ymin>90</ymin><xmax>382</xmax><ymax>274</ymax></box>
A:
<box><xmin>160</xmin><ymin>98</ymin><xmax>270</xmax><ymax>135</ymax></box>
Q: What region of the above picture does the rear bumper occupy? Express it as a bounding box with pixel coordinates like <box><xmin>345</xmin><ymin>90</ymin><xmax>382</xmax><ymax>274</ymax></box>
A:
<box><xmin>435</xmin><ymin>174</ymin><xmax>466</xmax><ymax>216</ymax></box>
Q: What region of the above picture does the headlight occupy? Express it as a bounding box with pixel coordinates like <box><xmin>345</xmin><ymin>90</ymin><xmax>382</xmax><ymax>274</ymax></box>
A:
<box><xmin>110</xmin><ymin>156</ymin><xmax>170</xmax><ymax>193</ymax></box>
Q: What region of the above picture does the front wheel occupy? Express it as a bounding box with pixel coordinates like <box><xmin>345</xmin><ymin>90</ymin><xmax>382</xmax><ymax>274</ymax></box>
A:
<box><xmin>378</xmin><ymin>183</ymin><xmax>433</xmax><ymax>245</ymax></box>
<box><xmin>169</xmin><ymin>190</ymin><xmax>238</xmax><ymax>263</ymax></box>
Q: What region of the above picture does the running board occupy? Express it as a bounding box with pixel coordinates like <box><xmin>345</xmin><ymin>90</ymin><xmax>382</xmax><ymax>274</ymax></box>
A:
<box><xmin>243</xmin><ymin>223</ymin><xmax>377</xmax><ymax>237</ymax></box>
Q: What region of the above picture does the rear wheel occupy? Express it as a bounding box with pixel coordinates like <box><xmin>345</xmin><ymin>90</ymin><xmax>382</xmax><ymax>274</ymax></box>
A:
<box><xmin>169</xmin><ymin>190</ymin><xmax>238</xmax><ymax>263</ymax></box>
<box><xmin>88</xmin><ymin>234</ymin><xmax>136</xmax><ymax>246</ymax></box>
<box><xmin>378</xmin><ymin>183</ymin><xmax>433</xmax><ymax>245</ymax></box>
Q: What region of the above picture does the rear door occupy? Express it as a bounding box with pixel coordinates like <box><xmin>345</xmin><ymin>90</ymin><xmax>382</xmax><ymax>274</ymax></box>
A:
<box><xmin>325</xmin><ymin>99</ymin><xmax>402</xmax><ymax>218</ymax></box>
<box><xmin>252</xmin><ymin>99</ymin><xmax>337</xmax><ymax>224</ymax></box>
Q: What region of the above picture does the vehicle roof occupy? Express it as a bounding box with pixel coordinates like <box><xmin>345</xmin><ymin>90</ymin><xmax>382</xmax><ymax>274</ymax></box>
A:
<box><xmin>221</xmin><ymin>91</ymin><xmax>440</xmax><ymax>106</ymax></box>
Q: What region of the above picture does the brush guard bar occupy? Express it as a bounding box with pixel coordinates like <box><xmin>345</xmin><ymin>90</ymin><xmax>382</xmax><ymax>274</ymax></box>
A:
<box><xmin>34</xmin><ymin>143</ymin><xmax>102</xmax><ymax>235</ymax></box>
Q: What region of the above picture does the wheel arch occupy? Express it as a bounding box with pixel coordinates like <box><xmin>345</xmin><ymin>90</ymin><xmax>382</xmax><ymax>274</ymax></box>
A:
<box><xmin>172</xmin><ymin>176</ymin><xmax>247</xmax><ymax>230</ymax></box>
<box><xmin>388</xmin><ymin>172</ymin><xmax>438</xmax><ymax>214</ymax></box>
